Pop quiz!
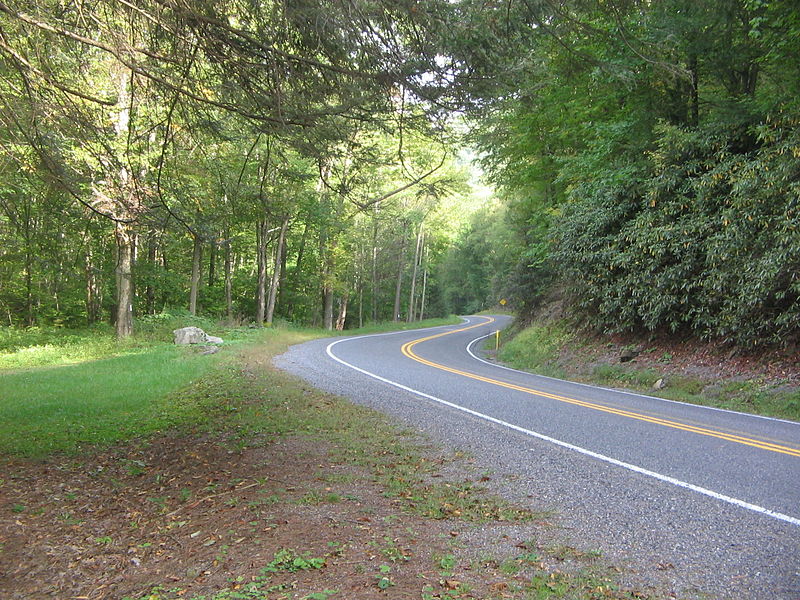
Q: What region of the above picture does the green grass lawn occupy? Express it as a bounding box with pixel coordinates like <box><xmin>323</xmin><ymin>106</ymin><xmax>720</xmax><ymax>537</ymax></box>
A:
<box><xmin>0</xmin><ymin>345</ymin><xmax>223</xmax><ymax>457</ymax></box>
<box><xmin>0</xmin><ymin>315</ymin><xmax>461</xmax><ymax>458</ymax></box>
<box><xmin>0</xmin><ymin>312</ymin><xmax>261</xmax><ymax>458</ymax></box>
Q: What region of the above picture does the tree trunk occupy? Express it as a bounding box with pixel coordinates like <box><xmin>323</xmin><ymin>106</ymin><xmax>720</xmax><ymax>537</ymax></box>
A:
<box><xmin>145</xmin><ymin>232</ymin><xmax>156</xmax><ymax>315</ymax></box>
<box><xmin>189</xmin><ymin>233</ymin><xmax>202</xmax><ymax>316</ymax></box>
<box><xmin>371</xmin><ymin>204</ymin><xmax>379</xmax><ymax>322</ymax></box>
<box><xmin>419</xmin><ymin>246</ymin><xmax>428</xmax><ymax>321</ymax></box>
<box><xmin>320</xmin><ymin>226</ymin><xmax>335</xmax><ymax>331</ymax></box>
<box><xmin>85</xmin><ymin>244</ymin><xmax>100</xmax><ymax>325</ymax></box>
<box><xmin>407</xmin><ymin>224</ymin><xmax>423</xmax><ymax>323</ymax></box>
<box><xmin>335</xmin><ymin>293</ymin><xmax>348</xmax><ymax>331</ymax></box>
<box><xmin>392</xmin><ymin>230</ymin><xmax>406</xmax><ymax>322</ymax></box>
<box><xmin>322</xmin><ymin>286</ymin><xmax>334</xmax><ymax>330</ymax></box>
<box><xmin>208</xmin><ymin>237</ymin><xmax>216</xmax><ymax>288</ymax></box>
<box><xmin>256</xmin><ymin>219</ymin><xmax>268</xmax><ymax>325</ymax></box>
<box><xmin>266</xmin><ymin>216</ymin><xmax>289</xmax><ymax>325</ymax></box>
<box><xmin>224</xmin><ymin>233</ymin><xmax>233</xmax><ymax>321</ymax></box>
<box><xmin>358</xmin><ymin>282</ymin><xmax>364</xmax><ymax>328</ymax></box>
<box><xmin>115</xmin><ymin>222</ymin><xmax>134</xmax><ymax>338</ymax></box>
<box><xmin>285</xmin><ymin>220</ymin><xmax>309</xmax><ymax>321</ymax></box>
<box><xmin>24</xmin><ymin>246</ymin><xmax>33</xmax><ymax>327</ymax></box>
<box><xmin>278</xmin><ymin>224</ymin><xmax>288</xmax><ymax>315</ymax></box>
<box><xmin>159</xmin><ymin>236</ymin><xmax>169</xmax><ymax>310</ymax></box>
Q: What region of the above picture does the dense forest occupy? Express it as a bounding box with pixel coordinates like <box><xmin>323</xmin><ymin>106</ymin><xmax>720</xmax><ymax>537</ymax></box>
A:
<box><xmin>1</xmin><ymin>0</ymin><xmax>798</xmax><ymax>348</ymax></box>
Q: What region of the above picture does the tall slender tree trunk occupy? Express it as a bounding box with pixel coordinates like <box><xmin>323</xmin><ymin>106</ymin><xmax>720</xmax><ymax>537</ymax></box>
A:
<box><xmin>159</xmin><ymin>238</ymin><xmax>169</xmax><ymax>311</ymax></box>
<box><xmin>208</xmin><ymin>238</ymin><xmax>216</xmax><ymax>288</ymax></box>
<box><xmin>322</xmin><ymin>286</ymin><xmax>334</xmax><ymax>330</ymax></box>
<box><xmin>145</xmin><ymin>232</ymin><xmax>156</xmax><ymax>315</ymax></box>
<box><xmin>285</xmin><ymin>220</ymin><xmax>309</xmax><ymax>321</ymax></box>
<box><xmin>224</xmin><ymin>234</ymin><xmax>233</xmax><ymax>321</ymax></box>
<box><xmin>256</xmin><ymin>219</ymin><xmax>268</xmax><ymax>325</ymax></box>
<box><xmin>24</xmin><ymin>246</ymin><xmax>33</xmax><ymax>327</ymax></box>
<box><xmin>407</xmin><ymin>224</ymin><xmax>424</xmax><ymax>323</ymax></box>
<box><xmin>266</xmin><ymin>216</ymin><xmax>289</xmax><ymax>325</ymax></box>
<box><xmin>335</xmin><ymin>293</ymin><xmax>348</xmax><ymax>331</ymax></box>
<box><xmin>278</xmin><ymin>225</ymin><xmax>288</xmax><ymax>315</ymax></box>
<box><xmin>419</xmin><ymin>246</ymin><xmax>428</xmax><ymax>321</ymax></box>
<box><xmin>393</xmin><ymin>230</ymin><xmax>407</xmax><ymax>322</ymax></box>
<box><xmin>371</xmin><ymin>205</ymin><xmax>379</xmax><ymax>322</ymax></box>
<box><xmin>358</xmin><ymin>281</ymin><xmax>364</xmax><ymax>328</ymax></box>
<box><xmin>319</xmin><ymin>224</ymin><xmax>335</xmax><ymax>331</ymax></box>
<box><xmin>115</xmin><ymin>222</ymin><xmax>134</xmax><ymax>338</ymax></box>
<box><xmin>111</xmin><ymin>68</ymin><xmax>138</xmax><ymax>338</ymax></box>
<box><xmin>85</xmin><ymin>243</ymin><xmax>100</xmax><ymax>324</ymax></box>
<box><xmin>189</xmin><ymin>233</ymin><xmax>202</xmax><ymax>316</ymax></box>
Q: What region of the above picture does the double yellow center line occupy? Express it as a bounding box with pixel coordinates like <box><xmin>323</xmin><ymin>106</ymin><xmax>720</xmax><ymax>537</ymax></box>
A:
<box><xmin>400</xmin><ymin>317</ymin><xmax>800</xmax><ymax>458</ymax></box>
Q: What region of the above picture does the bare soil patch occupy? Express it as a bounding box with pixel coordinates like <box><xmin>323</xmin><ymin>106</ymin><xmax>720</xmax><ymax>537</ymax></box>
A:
<box><xmin>1</xmin><ymin>433</ymin><xmax>460</xmax><ymax>599</ymax></box>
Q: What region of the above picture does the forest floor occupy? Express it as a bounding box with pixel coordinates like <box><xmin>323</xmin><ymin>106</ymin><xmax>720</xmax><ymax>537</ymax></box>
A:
<box><xmin>1</xmin><ymin>333</ymin><xmax>664</xmax><ymax>600</ymax></box>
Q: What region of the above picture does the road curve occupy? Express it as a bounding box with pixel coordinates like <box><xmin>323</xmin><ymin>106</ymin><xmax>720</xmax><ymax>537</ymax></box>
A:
<box><xmin>274</xmin><ymin>315</ymin><xmax>800</xmax><ymax>599</ymax></box>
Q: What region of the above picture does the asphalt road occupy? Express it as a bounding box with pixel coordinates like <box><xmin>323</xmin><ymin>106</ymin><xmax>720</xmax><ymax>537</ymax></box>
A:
<box><xmin>274</xmin><ymin>315</ymin><xmax>800</xmax><ymax>599</ymax></box>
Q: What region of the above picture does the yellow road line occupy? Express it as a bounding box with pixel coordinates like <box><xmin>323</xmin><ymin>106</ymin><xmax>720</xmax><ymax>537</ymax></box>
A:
<box><xmin>401</xmin><ymin>317</ymin><xmax>800</xmax><ymax>458</ymax></box>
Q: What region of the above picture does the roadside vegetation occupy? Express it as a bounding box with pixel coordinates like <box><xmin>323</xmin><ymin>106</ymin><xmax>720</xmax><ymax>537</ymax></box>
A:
<box><xmin>497</xmin><ymin>318</ymin><xmax>800</xmax><ymax>423</ymax></box>
<box><xmin>1</xmin><ymin>316</ymin><xmax>666</xmax><ymax>600</ymax></box>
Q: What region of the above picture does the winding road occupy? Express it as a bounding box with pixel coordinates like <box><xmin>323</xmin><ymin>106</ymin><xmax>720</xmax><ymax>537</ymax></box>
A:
<box><xmin>275</xmin><ymin>315</ymin><xmax>800</xmax><ymax>599</ymax></box>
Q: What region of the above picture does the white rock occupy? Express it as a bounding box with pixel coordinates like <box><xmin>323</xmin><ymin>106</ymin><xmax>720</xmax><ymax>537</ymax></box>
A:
<box><xmin>173</xmin><ymin>326</ymin><xmax>207</xmax><ymax>345</ymax></box>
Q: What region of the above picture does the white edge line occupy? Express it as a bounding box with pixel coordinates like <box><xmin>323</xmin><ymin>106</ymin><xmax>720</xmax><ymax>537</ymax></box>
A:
<box><xmin>467</xmin><ymin>323</ymin><xmax>800</xmax><ymax>427</ymax></box>
<box><xmin>325</xmin><ymin>330</ymin><xmax>800</xmax><ymax>529</ymax></box>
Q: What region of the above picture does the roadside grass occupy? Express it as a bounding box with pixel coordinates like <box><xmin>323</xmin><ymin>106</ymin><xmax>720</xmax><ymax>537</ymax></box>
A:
<box><xmin>0</xmin><ymin>312</ymin><xmax>293</xmax><ymax>458</ymax></box>
<box><xmin>495</xmin><ymin>320</ymin><xmax>800</xmax><ymax>422</ymax></box>
<box><xmin>590</xmin><ymin>359</ymin><xmax>800</xmax><ymax>421</ymax></box>
<box><xmin>497</xmin><ymin>322</ymin><xmax>573</xmax><ymax>379</ymax></box>
<box><xmin>0</xmin><ymin>314</ymin><xmax>460</xmax><ymax>459</ymax></box>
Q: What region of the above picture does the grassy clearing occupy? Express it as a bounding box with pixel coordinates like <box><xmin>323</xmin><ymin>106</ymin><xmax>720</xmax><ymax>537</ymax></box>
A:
<box><xmin>0</xmin><ymin>346</ymin><xmax>219</xmax><ymax>457</ymax></box>
<box><xmin>0</xmin><ymin>315</ymin><xmax>459</xmax><ymax>459</ymax></box>
<box><xmin>0</xmin><ymin>313</ymin><xmax>296</xmax><ymax>458</ymax></box>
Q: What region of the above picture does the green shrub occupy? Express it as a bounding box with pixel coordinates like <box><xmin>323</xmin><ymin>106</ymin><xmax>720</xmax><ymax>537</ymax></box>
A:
<box><xmin>553</xmin><ymin>118</ymin><xmax>800</xmax><ymax>348</ymax></box>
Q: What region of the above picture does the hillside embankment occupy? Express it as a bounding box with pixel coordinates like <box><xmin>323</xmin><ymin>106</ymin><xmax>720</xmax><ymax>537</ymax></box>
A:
<box><xmin>495</xmin><ymin>303</ymin><xmax>800</xmax><ymax>423</ymax></box>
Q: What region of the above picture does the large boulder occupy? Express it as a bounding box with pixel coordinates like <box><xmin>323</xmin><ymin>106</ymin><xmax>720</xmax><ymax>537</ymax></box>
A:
<box><xmin>173</xmin><ymin>326</ymin><xmax>223</xmax><ymax>346</ymax></box>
